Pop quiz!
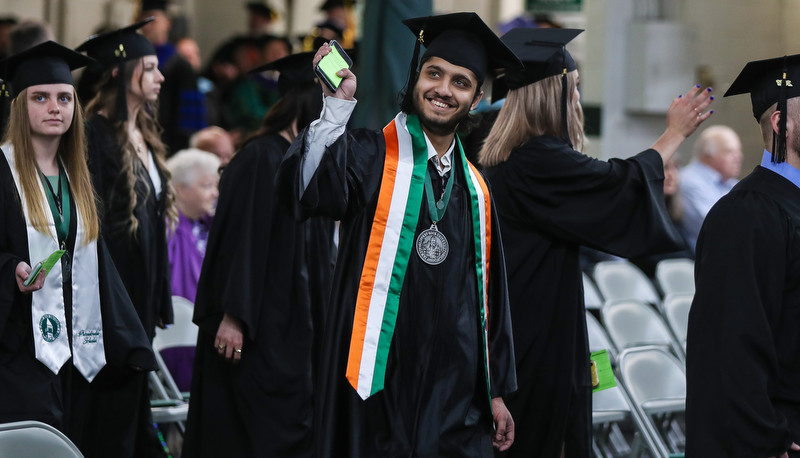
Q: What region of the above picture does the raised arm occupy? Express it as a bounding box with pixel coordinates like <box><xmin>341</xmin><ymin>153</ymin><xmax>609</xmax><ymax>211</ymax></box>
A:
<box><xmin>299</xmin><ymin>43</ymin><xmax>359</xmax><ymax>193</ymax></box>
<box><xmin>651</xmin><ymin>84</ymin><xmax>715</xmax><ymax>165</ymax></box>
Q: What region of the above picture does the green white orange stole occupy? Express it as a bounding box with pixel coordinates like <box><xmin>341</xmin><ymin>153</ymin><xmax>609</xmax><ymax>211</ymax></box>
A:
<box><xmin>345</xmin><ymin>113</ymin><xmax>493</xmax><ymax>401</ymax></box>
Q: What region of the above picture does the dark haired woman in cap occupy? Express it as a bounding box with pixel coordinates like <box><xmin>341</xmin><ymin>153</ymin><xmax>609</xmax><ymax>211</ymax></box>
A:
<box><xmin>479</xmin><ymin>28</ymin><xmax>712</xmax><ymax>457</ymax></box>
<box><xmin>182</xmin><ymin>51</ymin><xmax>335</xmax><ymax>458</ymax></box>
<box><xmin>0</xmin><ymin>40</ymin><xmax>154</xmax><ymax>452</ymax></box>
<box><xmin>76</xmin><ymin>21</ymin><xmax>175</xmax><ymax>457</ymax></box>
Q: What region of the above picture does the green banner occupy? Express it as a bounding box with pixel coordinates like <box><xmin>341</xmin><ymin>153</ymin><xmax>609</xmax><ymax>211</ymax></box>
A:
<box><xmin>526</xmin><ymin>0</ymin><xmax>582</xmax><ymax>12</ymax></box>
<box><xmin>590</xmin><ymin>350</ymin><xmax>617</xmax><ymax>393</ymax></box>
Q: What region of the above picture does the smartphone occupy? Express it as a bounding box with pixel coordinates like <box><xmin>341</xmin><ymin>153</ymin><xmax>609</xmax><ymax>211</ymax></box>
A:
<box><xmin>315</xmin><ymin>40</ymin><xmax>353</xmax><ymax>93</ymax></box>
<box><xmin>23</xmin><ymin>261</ymin><xmax>44</xmax><ymax>287</ymax></box>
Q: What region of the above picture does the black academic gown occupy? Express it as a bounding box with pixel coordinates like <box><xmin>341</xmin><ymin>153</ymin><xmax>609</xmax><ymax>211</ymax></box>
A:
<box><xmin>182</xmin><ymin>134</ymin><xmax>336</xmax><ymax>458</ymax></box>
<box><xmin>85</xmin><ymin>114</ymin><xmax>172</xmax><ymax>458</ymax></box>
<box><xmin>0</xmin><ymin>151</ymin><xmax>156</xmax><ymax>450</ymax></box>
<box><xmin>277</xmin><ymin>124</ymin><xmax>516</xmax><ymax>458</ymax></box>
<box><xmin>686</xmin><ymin>166</ymin><xmax>800</xmax><ymax>457</ymax></box>
<box><xmin>86</xmin><ymin>114</ymin><xmax>173</xmax><ymax>339</ymax></box>
<box><xmin>483</xmin><ymin>135</ymin><xmax>683</xmax><ymax>458</ymax></box>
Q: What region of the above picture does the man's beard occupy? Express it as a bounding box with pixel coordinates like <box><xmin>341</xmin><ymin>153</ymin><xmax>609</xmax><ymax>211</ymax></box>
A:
<box><xmin>412</xmin><ymin>86</ymin><xmax>472</xmax><ymax>137</ymax></box>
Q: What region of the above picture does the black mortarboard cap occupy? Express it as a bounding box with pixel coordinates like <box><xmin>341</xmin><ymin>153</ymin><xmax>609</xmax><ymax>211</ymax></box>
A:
<box><xmin>725</xmin><ymin>54</ymin><xmax>800</xmax><ymax>163</ymax></box>
<box><xmin>318</xmin><ymin>0</ymin><xmax>345</xmax><ymax>11</ymax></box>
<box><xmin>315</xmin><ymin>19</ymin><xmax>344</xmax><ymax>38</ymax></box>
<box><xmin>250</xmin><ymin>51</ymin><xmax>317</xmax><ymax>96</ymax></box>
<box><xmin>75</xmin><ymin>19</ymin><xmax>156</xmax><ymax>121</ymax></box>
<box><xmin>402</xmin><ymin>12</ymin><xmax>522</xmax><ymax>90</ymax></box>
<box><xmin>493</xmin><ymin>27</ymin><xmax>582</xmax><ymax>99</ymax></box>
<box><xmin>75</xmin><ymin>18</ymin><xmax>156</xmax><ymax>67</ymax></box>
<box><xmin>141</xmin><ymin>0</ymin><xmax>168</xmax><ymax>12</ymax></box>
<box><xmin>1</xmin><ymin>40</ymin><xmax>94</xmax><ymax>99</ymax></box>
<box><xmin>493</xmin><ymin>27</ymin><xmax>582</xmax><ymax>147</ymax></box>
<box><xmin>247</xmin><ymin>1</ymin><xmax>275</xmax><ymax>18</ymax></box>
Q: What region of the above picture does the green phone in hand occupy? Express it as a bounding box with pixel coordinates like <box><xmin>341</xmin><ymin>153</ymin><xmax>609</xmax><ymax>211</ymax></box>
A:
<box><xmin>315</xmin><ymin>40</ymin><xmax>353</xmax><ymax>93</ymax></box>
<box><xmin>23</xmin><ymin>249</ymin><xmax>65</xmax><ymax>287</ymax></box>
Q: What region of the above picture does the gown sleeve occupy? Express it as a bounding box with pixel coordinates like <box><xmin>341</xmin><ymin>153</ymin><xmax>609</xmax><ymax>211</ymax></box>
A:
<box><xmin>0</xmin><ymin>154</ymin><xmax>26</xmax><ymax>342</ymax></box>
<box><xmin>685</xmin><ymin>190</ymin><xmax>795</xmax><ymax>456</ymax></box>
<box><xmin>497</xmin><ymin>137</ymin><xmax>682</xmax><ymax>257</ymax></box>
<box><xmin>277</xmin><ymin>126</ymin><xmax>385</xmax><ymax>222</ymax></box>
<box><xmin>97</xmin><ymin>238</ymin><xmax>157</xmax><ymax>373</ymax></box>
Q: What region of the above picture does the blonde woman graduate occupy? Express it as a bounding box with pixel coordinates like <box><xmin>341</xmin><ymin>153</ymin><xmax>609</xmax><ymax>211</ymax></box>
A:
<box><xmin>0</xmin><ymin>41</ymin><xmax>155</xmax><ymax>453</ymax></box>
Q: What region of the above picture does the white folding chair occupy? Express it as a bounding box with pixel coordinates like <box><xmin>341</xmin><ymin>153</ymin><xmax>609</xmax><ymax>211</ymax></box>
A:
<box><xmin>583</xmin><ymin>273</ymin><xmax>604</xmax><ymax>310</ymax></box>
<box><xmin>593</xmin><ymin>260</ymin><xmax>661</xmax><ymax>306</ymax></box>
<box><xmin>0</xmin><ymin>420</ymin><xmax>84</xmax><ymax>457</ymax></box>
<box><xmin>586</xmin><ymin>311</ymin><xmax>617</xmax><ymax>361</ymax></box>
<box><xmin>655</xmin><ymin>258</ymin><xmax>695</xmax><ymax>296</ymax></box>
<box><xmin>592</xmin><ymin>381</ymin><xmax>663</xmax><ymax>458</ymax></box>
<box><xmin>153</xmin><ymin>296</ymin><xmax>199</xmax><ymax>353</ymax></box>
<box><xmin>662</xmin><ymin>293</ymin><xmax>693</xmax><ymax>350</ymax></box>
<box><xmin>618</xmin><ymin>346</ymin><xmax>687</xmax><ymax>455</ymax></box>
<box><xmin>150</xmin><ymin>296</ymin><xmax>198</xmax><ymax>428</ymax></box>
<box><xmin>601</xmin><ymin>299</ymin><xmax>685</xmax><ymax>362</ymax></box>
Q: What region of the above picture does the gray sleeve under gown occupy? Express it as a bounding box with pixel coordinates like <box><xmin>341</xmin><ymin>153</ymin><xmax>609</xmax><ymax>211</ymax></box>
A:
<box><xmin>482</xmin><ymin>135</ymin><xmax>683</xmax><ymax>458</ymax></box>
<box><xmin>182</xmin><ymin>133</ymin><xmax>336</xmax><ymax>458</ymax></box>
<box><xmin>277</xmin><ymin>126</ymin><xmax>516</xmax><ymax>458</ymax></box>
<box><xmin>686</xmin><ymin>166</ymin><xmax>800</xmax><ymax>457</ymax></box>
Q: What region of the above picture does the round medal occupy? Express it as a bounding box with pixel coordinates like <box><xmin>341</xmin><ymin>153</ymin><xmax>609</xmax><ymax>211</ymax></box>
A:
<box><xmin>416</xmin><ymin>225</ymin><xmax>449</xmax><ymax>265</ymax></box>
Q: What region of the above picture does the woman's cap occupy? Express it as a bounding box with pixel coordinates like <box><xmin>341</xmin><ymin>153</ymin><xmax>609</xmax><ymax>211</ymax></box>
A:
<box><xmin>0</xmin><ymin>40</ymin><xmax>94</xmax><ymax>99</ymax></box>
<box><xmin>75</xmin><ymin>18</ymin><xmax>156</xmax><ymax>68</ymax></box>
<box><xmin>250</xmin><ymin>51</ymin><xmax>317</xmax><ymax>96</ymax></box>
<box><xmin>492</xmin><ymin>27</ymin><xmax>582</xmax><ymax>101</ymax></box>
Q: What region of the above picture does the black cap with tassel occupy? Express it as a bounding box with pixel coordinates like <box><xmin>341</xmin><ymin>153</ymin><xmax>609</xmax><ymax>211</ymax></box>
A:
<box><xmin>725</xmin><ymin>53</ymin><xmax>800</xmax><ymax>163</ymax></box>
<box><xmin>75</xmin><ymin>18</ymin><xmax>156</xmax><ymax>121</ymax></box>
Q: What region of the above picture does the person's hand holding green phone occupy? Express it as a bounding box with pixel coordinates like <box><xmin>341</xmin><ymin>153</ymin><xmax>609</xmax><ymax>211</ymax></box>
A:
<box><xmin>314</xmin><ymin>40</ymin><xmax>355</xmax><ymax>99</ymax></box>
<box><xmin>20</xmin><ymin>249</ymin><xmax>65</xmax><ymax>289</ymax></box>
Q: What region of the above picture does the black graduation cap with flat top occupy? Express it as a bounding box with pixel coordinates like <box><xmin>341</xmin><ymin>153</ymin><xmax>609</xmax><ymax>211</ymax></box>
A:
<box><xmin>724</xmin><ymin>54</ymin><xmax>800</xmax><ymax>163</ymax></box>
<box><xmin>494</xmin><ymin>27</ymin><xmax>582</xmax><ymax>147</ymax></box>
<box><xmin>492</xmin><ymin>28</ymin><xmax>582</xmax><ymax>101</ymax></box>
<box><xmin>318</xmin><ymin>0</ymin><xmax>345</xmax><ymax>11</ymax></box>
<box><xmin>402</xmin><ymin>12</ymin><xmax>522</xmax><ymax>92</ymax></box>
<box><xmin>75</xmin><ymin>18</ymin><xmax>156</xmax><ymax>67</ymax></box>
<box><xmin>140</xmin><ymin>0</ymin><xmax>168</xmax><ymax>12</ymax></box>
<box><xmin>1</xmin><ymin>40</ymin><xmax>94</xmax><ymax>100</ymax></box>
<box><xmin>247</xmin><ymin>1</ymin><xmax>275</xmax><ymax>18</ymax></box>
<box><xmin>250</xmin><ymin>51</ymin><xmax>317</xmax><ymax>97</ymax></box>
<box><xmin>75</xmin><ymin>19</ymin><xmax>156</xmax><ymax>121</ymax></box>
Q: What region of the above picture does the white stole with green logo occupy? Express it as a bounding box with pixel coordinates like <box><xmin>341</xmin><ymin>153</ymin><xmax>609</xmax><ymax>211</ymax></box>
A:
<box><xmin>3</xmin><ymin>144</ymin><xmax>106</xmax><ymax>381</ymax></box>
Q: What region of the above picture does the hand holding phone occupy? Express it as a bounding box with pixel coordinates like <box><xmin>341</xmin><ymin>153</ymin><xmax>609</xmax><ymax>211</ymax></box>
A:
<box><xmin>23</xmin><ymin>261</ymin><xmax>44</xmax><ymax>287</ymax></box>
<box><xmin>314</xmin><ymin>40</ymin><xmax>353</xmax><ymax>94</ymax></box>
<box><xmin>20</xmin><ymin>250</ymin><xmax>64</xmax><ymax>289</ymax></box>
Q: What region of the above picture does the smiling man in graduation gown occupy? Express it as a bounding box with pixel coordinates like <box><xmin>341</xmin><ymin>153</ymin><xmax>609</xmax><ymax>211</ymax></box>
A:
<box><xmin>278</xmin><ymin>12</ymin><xmax>519</xmax><ymax>457</ymax></box>
<box><xmin>685</xmin><ymin>56</ymin><xmax>800</xmax><ymax>457</ymax></box>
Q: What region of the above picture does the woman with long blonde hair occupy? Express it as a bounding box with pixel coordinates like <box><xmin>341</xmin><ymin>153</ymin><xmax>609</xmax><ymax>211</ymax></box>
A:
<box><xmin>0</xmin><ymin>41</ymin><xmax>154</xmax><ymax>453</ymax></box>
<box><xmin>479</xmin><ymin>28</ymin><xmax>713</xmax><ymax>458</ymax></box>
<box><xmin>75</xmin><ymin>21</ymin><xmax>175</xmax><ymax>457</ymax></box>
